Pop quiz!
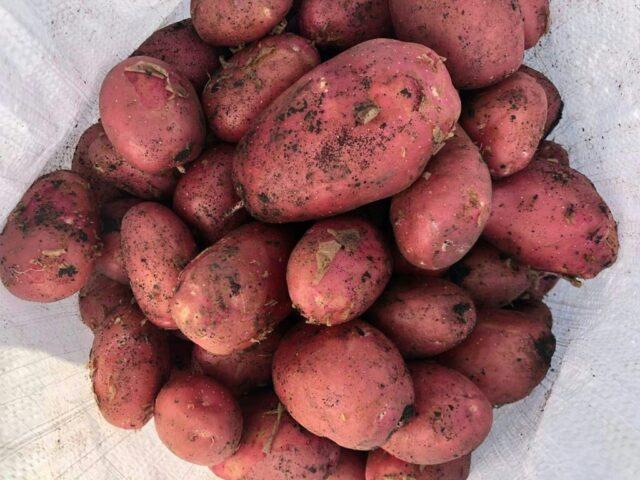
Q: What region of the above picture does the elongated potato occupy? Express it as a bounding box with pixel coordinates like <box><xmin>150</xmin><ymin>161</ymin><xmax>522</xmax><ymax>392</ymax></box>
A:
<box><xmin>79</xmin><ymin>274</ymin><xmax>133</xmax><ymax>332</ymax></box>
<box><xmin>0</xmin><ymin>170</ymin><xmax>100</xmax><ymax>302</ymax></box>
<box><xmin>519</xmin><ymin>65</ymin><xmax>563</xmax><ymax>136</ymax></box>
<box><xmin>520</xmin><ymin>0</ymin><xmax>550</xmax><ymax>49</ymax></box>
<box><xmin>328</xmin><ymin>450</ymin><xmax>366</xmax><ymax>480</ymax></box>
<box><xmin>366</xmin><ymin>449</ymin><xmax>471</xmax><ymax>480</ymax></box>
<box><xmin>233</xmin><ymin>38</ymin><xmax>461</xmax><ymax>223</ymax></box>
<box><xmin>391</xmin><ymin>127</ymin><xmax>491</xmax><ymax>270</ymax></box>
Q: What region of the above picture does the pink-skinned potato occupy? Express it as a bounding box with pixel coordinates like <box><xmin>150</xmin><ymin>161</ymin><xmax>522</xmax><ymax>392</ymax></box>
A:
<box><xmin>154</xmin><ymin>372</ymin><xmax>242</xmax><ymax>465</ymax></box>
<box><xmin>389</xmin><ymin>0</ymin><xmax>524</xmax><ymax>89</ymax></box>
<box><xmin>233</xmin><ymin>38</ymin><xmax>461</xmax><ymax>223</ymax></box>
<box><xmin>121</xmin><ymin>202</ymin><xmax>197</xmax><ymax>329</ymax></box>
<box><xmin>519</xmin><ymin>65</ymin><xmax>563</xmax><ymax>136</ymax></box>
<box><xmin>523</xmin><ymin>270</ymin><xmax>560</xmax><ymax>301</ymax></box>
<box><xmin>520</xmin><ymin>0</ymin><xmax>550</xmax><ymax>49</ymax></box>
<box><xmin>328</xmin><ymin>450</ymin><xmax>366</xmax><ymax>480</ymax></box>
<box><xmin>482</xmin><ymin>160</ymin><xmax>619</xmax><ymax>279</ymax></box>
<box><xmin>211</xmin><ymin>390</ymin><xmax>340</xmax><ymax>480</ymax></box>
<box><xmin>99</xmin><ymin>56</ymin><xmax>205</xmax><ymax>174</ymax></box>
<box><xmin>0</xmin><ymin>170</ymin><xmax>100</xmax><ymax>302</ymax></box>
<box><xmin>202</xmin><ymin>33</ymin><xmax>320</xmax><ymax>143</ymax></box>
<box><xmin>366</xmin><ymin>449</ymin><xmax>471</xmax><ymax>480</ymax></box>
<box><xmin>79</xmin><ymin>274</ymin><xmax>133</xmax><ymax>332</ymax></box>
<box><xmin>460</xmin><ymin>71</ymin><xmax>547</xmax><ymax>178</ymax></box>
<box><xmin>272</xmin><ymin>320</ymin><xmax>415</xmax><ymax>450</ymax></box>
<box><xmin>390</xmin><ymin>126</ymin><xmax>491</xmax><ymax>270</ymax></box>
<box><xmin>534</xmin><ymin>140</ymin><xmax>569</xmax><ymax>167</ymax></box>
<box><xmin>287</xmin><ymin>215</ymin><xmax>392</xmax><ymax>326</ymax></box>
<box><xmin>90</xmin><ymin>304</ymin><xmax>170</xmax><ymax>429</ymax></box>
<box><xmin>172</xmin><ymin>222</ymin><xmax>294</xmax><ymax>355</ymax></box>
<box><xmin>514</xmin><ymin>299</ymin><xmax>553</xmax><ymax>329</ymax></box>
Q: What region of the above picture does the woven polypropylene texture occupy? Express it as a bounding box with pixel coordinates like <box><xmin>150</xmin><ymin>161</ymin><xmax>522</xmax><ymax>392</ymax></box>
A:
<box><xmin>0</xmin><ymin>1</ymin><xmax>639</xmax><ymax>479</ymax></box>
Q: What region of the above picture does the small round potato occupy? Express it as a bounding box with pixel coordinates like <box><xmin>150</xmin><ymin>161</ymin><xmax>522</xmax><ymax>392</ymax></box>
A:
<box><xmin>366</xmin><ymin>449</ymin><xmax>471</xmax><ymax>480</ymax></box>
<box><xmin>327</xmin><ymin>449</ymin><xmax>366</xmax><ymax>480</ymax></box>
<box><xmin>79</xmin><ymin>274</ymin><xmax>133</xmax><ymax>332</ymax></box>
<box><xmin>519</xmin><ymin>65</ymin><xmax>564</xmax><ymax>136</ymax></box>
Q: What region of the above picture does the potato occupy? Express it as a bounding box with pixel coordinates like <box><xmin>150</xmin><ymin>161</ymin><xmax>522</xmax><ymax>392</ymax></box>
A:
<box><xmin>328</xmin><ymin>450</ymin><xmax>366</xmax><ymax>480</ymax></box>
<box><xmin>514</xmin><ymin>298</ymin><xmax>553</xmax><ymax>329</ymax></box>
<box><xmin>172</xmin><ymin>222</ymin><xmax>294</xmax><ymax>355</ymax></box>
<box><xmin>523</xmin><ymin>270</ymin><xmax>560</xmax><ymax>301</ymax></box>
<box><xmin>368</xmin><ymin>277</ymin><xmax>476</xmax><ymax>358</ymax></box>
<box><xmin>534</xmin><ymin>140</ymin><xmax>569</xmax><ymax>167</ymax></box>
<box><xmin>390</xmin><ymin>127</ymin><xmax>491</xmax><ymax>270</ymax></box>
<box><xmin>519</xmin><ymin>0</ymin><xmax>550</xmax><ymax>49</ymax></box>
<box><xmin>233</xmin><ymin>38</ymin><xmax>461</xmax><ymax>223</ymax></box>
<box><xmin>154</xmin><ymin>372</ymin><xmax>242</xmax><ymax>465</ymax></box>
<box><xmin>519</xmin><ymin>65</ymin><xmax>563</xmax><ymax>136</ymax></box>
<box><xmin>79</xmin><ymin>274</ymin><xmax>133</xmax><ymax>332</ymax></box>
<box><xmin>211</xmin><ymin>390</ymin><xmax>340</xmax><ymax>480</ymax></box>
<box><xmin>272</xmin><ymin>320</ymin><xmax>414</xmax><ymax>450</ymax></box>
<box><xmin>366</xmin><ymin>449</ymin><xmax>471</xmax><ymax>480</ymax></box>
<box><xmin>460</xmin><ymin>71</ymin><xmax>547</xmax><ymax>178</ymax></box>
<box><xmin>298</xmin><ymin>0</ymin><xmax>392</xmax><ymax>49</ymax></box>
<box><xmin>202</xmin><ymin>33</ymin><xmax>320</xmax><ymax>143</ymax></box>
<box><xmin>99</xmin><ymin>56</ymin><xmax>205</xmax><ymax>174</ymax></box>
<box><xmin>389</xmin><ymin>0</ymin><xmax>524</xmax><ymax>89</ymax></box>
<box><xmin>172</xmin><ymin>145</ymin><xmax>249</xmax><ymax>244</ymax></box>
<box><xmin>382</xmin><ymin>362</ymin><xmax>492</xmax><ymax>465</ymax></box>
<box><xmin>439</xmin><ymin>307</ymin><xmax>556</xmax><ymax>405</ymax></box>
<box><xmin>192</xmin><ymin>327</ymin><xmax>283</xmax><ymax>394</ymax></box>
<box><xmin>191</xmin><ymin>0</ymin><xmax>293</xmax><ymax>46</ymax></box>
<box><xmin>287</xmin><ymin>215</ymin><xmax>392</xmax><ymax>326</ymax></box>
<box><xmin>482</xmin><ymin>160</ymin><xmax>619</xmax><ymax>279</ymax></box>
<box><xmin>133</xmin><ymin>19</ymin><xmax>221</xmax><ymax>91</ymax></box>
<box><xmin>121</xmin><ymin>202</ymin><xmax>197</xmax><ymax>329</ymax></box>
<box><xmin>391</xmin><ymin>244</ymin><xmax>447</xmax><ymax>278</ymax></box>
<box><xmin>90</xmin><ymin>304</ymin><xmax>170</xmax><ymax>429</ymax></box>
<box><xmin>448</xmin><ymin>240</ymin><xmax>530</xmax><ymax>307</ymax></box>
<box><xmin>0</xmin><ymin>170</ymin><xmax>100</xmax><ymax>302</ymax></box>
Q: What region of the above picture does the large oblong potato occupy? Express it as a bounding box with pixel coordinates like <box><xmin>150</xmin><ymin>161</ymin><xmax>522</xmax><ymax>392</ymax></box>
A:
<box><xmin>366</xmin><ymin>449</ymin><xmax>471</xmax><ymax>480</ymax></box>
<box><xmin>233</xmin><ymin>38</ymin><xmax>461</xmax><ymax>223</ymax></box>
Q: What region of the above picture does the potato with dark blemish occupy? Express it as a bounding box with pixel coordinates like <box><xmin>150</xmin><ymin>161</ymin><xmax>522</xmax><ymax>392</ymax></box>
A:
<box><xmin>0</xmin><ymin>170</ymin><xmax>100</xmax><ymax>302</ymax></box>
<box><xmin>272</xmin><ymin>320</ymin><xmax>414</xmax><ymax>450</ymax></box>
<box><xmin>233</xmin><ymin>38</ymin><xmax>460</xmax><ymax>223</ymax></box>
<box><xmin>287</xmin><ymin>215</ymin><xmax>392</xmax><ymax>326</ymax></box>
<box><xmin>534</xmin><ymin>140</ymin><xmax>569</xmax><ymax>167</ymax></box>
<box><xmin>172</xmin><ymin>222</ymin><xmax>294</xmax><ymax>355</ymax></box>
<box><xmin>327</xmin><ymin>449</ymin><xmax>366</xmax><ymax>480</ymax></box>
<box><xmin>121</xmin><ymin>202</ymin><xmax>198</xmax><ymax>329</ymax></box>
<box><xmin>519</xmin><ymin>65</ymin><xmax>564</xmax><ymax>136</ymax></box>
<box><xmin>519</xmin><ymin>0</ymin><xmax>550</xmax><ymax>49</ymax></box>
<box><xmin>79</xmin><ymin>273</ymin><xmax>134</xmax><ymax>332</ymax></box>
<box><xmin>366</xmin><ymin>449</ymin><xmax>471</xmax><ymax>480</ymax></box>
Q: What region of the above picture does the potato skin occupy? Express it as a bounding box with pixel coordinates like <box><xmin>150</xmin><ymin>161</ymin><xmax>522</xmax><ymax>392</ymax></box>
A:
<box><xmin>154</xmin><ymin>372</ymin><xmax>242</xmax><ymax>465</ymax></box>
<box><xmin>534</xmin><ymin>140</ymin><xmax>569</xmax><ymax>167</ymax></box>
<box><xmin>90</xmin><ymin>304</ymin><xmax>170</xmax><ymax>429</ymax></box>
<box><xmin>519</xmin><ymin>0</ymin><xmax>550</xmax><ymax>49</ymax></box>
<box><xmin>483</xmin><ymin>160</ymin><xmax>619</xmax><ymax>278</ymax></box>
<box><xmin>202</xmin><ymin>33</ymin><xmax>320</xmax><ymax>143</ymax></box>
<box><xmin>368</xmin><ymin>277</ymin><xmax>476</xmax><ymax>358</ymax></box>
<box><xmin>389</xmin><ymin>0</ymin><xmax>524</xmax><ymax>89</ymax></box>
<box><xmin>172</xmin><ymin>145</ymin><xmax>249</xmax><ymax>244</ymax></box>
<box><xmin>366</xmin><ymin>449</ymin><xmax>471</xmax><ymax>480</ymax></box>
<box><xmin>460</xmin><ymin>71</ymin><xmax>548</xmax><ymax>178</ymax></box>
<box><xmin>233</xmin><ymin>38</ymin><xmax>461</xmax><ymax>223</ymax></box>
<box><xmin>79</xmin><ymin>274</ymin><xmax>133</xmax><ymax>332</ymax></box>
<box><xmin>287</xmin><ymin>215</ymin><xmax>392</xmax><ymax>326</ymax></box>
<box><xmin>298</xmin><ymin>0</ymin><xmax>392</xmax><ymax>49</ymax></box>
<box><xmin>272</xmin><ymin>320</ymin><xmax>415</xmax><ymax>450</ymax></box>
<box><xmin>439</xmin><ymin>307</ymin><xmax>556</xmax><ymax>405</ymax></box>
<box><xmin>99</xmin><ymin>56</ymin><xmax>205</xmax><ymax>174</ymax></box>
<box><xmin>382</xmin><ymin>362</ymin><xmax>492</xmax><ymax>465</ymax></box>
<box><xmin>191</xmin><ymin>0</ymin><xmax>293</xmax><ymax>46</ymax></box>
<box><xmin>211</xmin><ymin>390</ymin><xmax>340</xmax><ymax>480</ymax></box>
<box><xmin>133</xmin><ymin>19</ymin><xmax>221</xmax><ymax>91</ymax></box>
<box><xmin>519</xmin><ymin>65</ymin><xmax>563</xmax><ymax>136</ymax></box>
<box><xmin>390</xmin><ymin>127</ymin><xmax>492</xmax><ymax>270</ymax></box>
<box><xmin>172</xmin><ymin>222</ymin><xmax>294</xmax><ymax>355</ymax></box>
<box><xmin>523</xmin><ymin>271</ymin><xmax>560</xmax><ymax>301</ymax></box>
<box><xmin>0</xmin><ymin>170</ymin><xmax>100</xmax><ymax>302</ymax></box>
<box><xmin>121</xmin><ymin>202</ymin><xmax>197</xmax><ymax>329</ymax></box>
<box><xmin>327</xmin><ymin>450</ymin><xmax>366</xmax><ymax>480</ymax></box>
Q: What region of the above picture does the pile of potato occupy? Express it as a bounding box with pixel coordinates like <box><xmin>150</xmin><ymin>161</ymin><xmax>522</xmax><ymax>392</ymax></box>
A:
<box><xmin>0</xmin><ymin>0</ymin><xmax>619</xmax><ymax>478</ymax></box>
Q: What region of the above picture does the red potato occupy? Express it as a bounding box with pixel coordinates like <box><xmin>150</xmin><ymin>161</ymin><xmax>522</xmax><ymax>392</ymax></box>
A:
<box><xmin>483</xmin><ymin>160</ymin><xmax>619</xmax><ymax>279</ymax></box>
<box><xmin>298</xmin><ymin>0</ymin><xmax>392</xmax><ymax>49</ymax></box>
<box><xmin>172</xmin><ymin>145</ymin><xmax>249</xmax><ymax>244</ymax></box>
<box><xmin>382</xmin><ymin>362</ymin><xmax>492</xmax><ymax>465</ymax></box>
<box><xmin>368</xmin><ymin>277</ymin><xmax>476</xmax><ymax>358</ymax></box>
<box><xmin>272</xmin><ymin>321</ymin><xmax>415</xmax><ymax>450</ymax></box>
<box><xmin>0</xmin><ymin>170</ymin><xmax>100</xmax><ymax>302</ymax></box>
<box><xmin>287</xmin><ymin>215</ymin><xmax>392</xmax><ymax>326</ymax></box>
<box><xmin>202</xmin><ymin>33</ymin><xmax>320</xmax><ymax>143</ymax></box>
<box><xmin>390</xmin><ymin>127</ymin><xmax>492</xmax><ymax>270</ymax></box>
<box><xmin>154</xmin><ymin>372</ymin><xmax>242</xmax><ymax>465</ymax></box>
<box><xmin>523</xmin><ymin>270</ymin><xmax>560</xmax><ymax>301</ymax></box>
<box><xmin>460</xmin><ymin>71</ymin><xmax>548</xmax><ymax>178</ymax></box>
<box><xmin>366</xmin><ymin>449</ymin><xmax>471</xmax><ymax>480</ymax></box>
<box><xmin>519</xmin><ymin>0</ymin><xmax>550</xmax><ymax>49</ymax></box>
<box><xmin>233</xmin><ymin>38</ymin><xmax>461</xmax><ymax>223</ymax></box>
<box><xmin>515</xmin><ymin>299</ymin><xmax>553</xmax><ymax>329</ymax></box>
<box><xmin>90</xmin><ymin>304</ymin><xmax>170</xmax><ymax>429</ymax></box>
<box><xmin>448</xmin><ymin>240</ymin><xmax>530</xmax><ymax>307</ymax></box>
<box><xmin>191</xmin><ymin>0</ymin><xmax>293</xmax><ymax>46</ymax></box>
<box><xmin>78</xmin><ymin>274</ymin><xmax>133</xmax><ymax>332</ymax></box>
<box><xmin>439</xmin><ymin>307</ymin><xmax>556</xmax><ymax>405</ymax></box>
<box><xmin>328</xmin><ymin>450</ymin><xmax>366</xmax><ymax>480</ymax></box>
<box><xmin>133</xmin><ymin>19</ymin><xmax>221</xmax><ymax>91</ymax></box>
<box><xmin>534</xmin><ymin>140</ymin><xmax>570</xmax><ymax>167</ymax></box>
<box><xmin>99</xmin><ymin>56</ymin><xmax>205</xmax><ymax>174</ymax></box>
<box><xmin>389</xmin><ymin>0</ymin><xmax>524</xmax><ymax>89</ymax></box>
<box><xmin>172</xmin><ymin>222</ymin><xmax>294</xmax><ymax>355</ymax></box>
<box><xmin>519</xmin><ymin>65</ymin><xmax>564</xmax><ymax>136</ymax></box>
<box><xmin>121</xmin><ymin>202</ymin><xmax>197</xmax><ymax>329</ymax></box>
<box><xmin>211</xmin><ymin>390</ymin><xmax>340</xmax><ymax>480</ymax></box>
